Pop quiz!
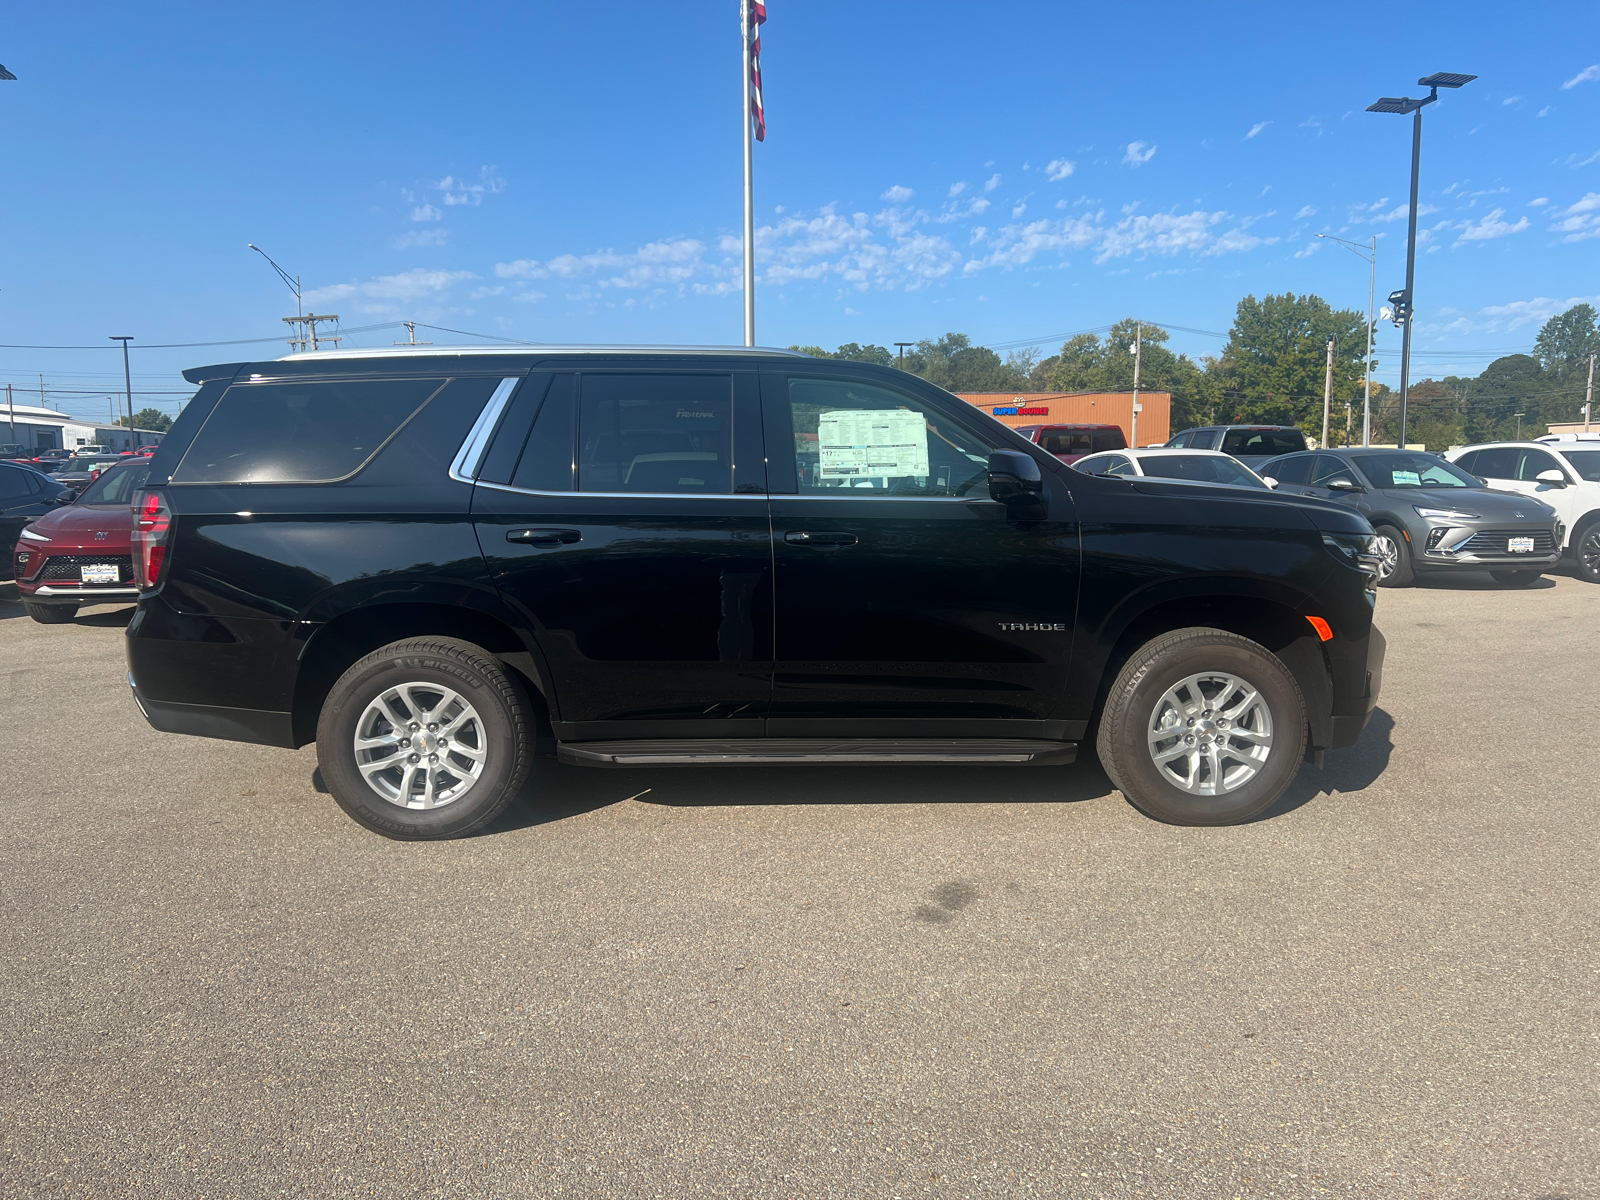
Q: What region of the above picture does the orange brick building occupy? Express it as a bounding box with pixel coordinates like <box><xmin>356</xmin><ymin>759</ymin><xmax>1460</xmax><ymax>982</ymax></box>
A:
<box><xmin>955</xmin><ymin>392</ymin><xmax>1172</xmax><ymax>448</ymax></box>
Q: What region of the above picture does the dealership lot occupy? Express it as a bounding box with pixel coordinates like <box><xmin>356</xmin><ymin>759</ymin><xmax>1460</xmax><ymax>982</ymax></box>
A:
<box><xmin>2</xmin><ymin>576</ymin><xmax>1595</xmax><ymax>1198</ymax></box>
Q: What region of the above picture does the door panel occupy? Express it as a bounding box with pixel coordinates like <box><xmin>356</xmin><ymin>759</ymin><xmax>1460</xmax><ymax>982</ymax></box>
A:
<box><xmin>472</xmin><ymin>369</ymin><xmax>773</xmax><ymax>737</ymax></box>
<box><xmin>762</xmin><ymin>371</ymin><xmax>1079</xmax><ymax>736</ymax></box>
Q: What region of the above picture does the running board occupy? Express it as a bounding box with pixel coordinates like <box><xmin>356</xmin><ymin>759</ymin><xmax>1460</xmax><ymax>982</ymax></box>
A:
<box><xmin>557</xmin><ymin>738</ymin><xmax>1077</xmax><ymax>767</ymax></box>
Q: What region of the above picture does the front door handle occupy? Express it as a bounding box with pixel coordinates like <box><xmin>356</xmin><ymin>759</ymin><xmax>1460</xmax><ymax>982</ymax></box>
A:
<box><xmin>784</xmin><ymin>530</ymin><xmax>857</xmax><ymax>549</ymax></box>
<box><xmin>507</xmin><ymin>528</ymin><xmax>582</xmax><ymax>546</ymax></box>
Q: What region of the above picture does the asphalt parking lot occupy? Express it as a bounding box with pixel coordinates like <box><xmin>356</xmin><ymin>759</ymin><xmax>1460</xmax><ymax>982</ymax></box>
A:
<box><xmin>2</xmin><ymin>572</ymin><xmax>1596</xmax><ymax>1199</ymax></box>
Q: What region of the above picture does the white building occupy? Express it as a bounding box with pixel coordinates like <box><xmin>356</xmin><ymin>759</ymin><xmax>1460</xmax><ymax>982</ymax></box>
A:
<box><xmin>0</xmin><ymin>401</ymin><xmax>165</xmax><ymax>453</ymax></box>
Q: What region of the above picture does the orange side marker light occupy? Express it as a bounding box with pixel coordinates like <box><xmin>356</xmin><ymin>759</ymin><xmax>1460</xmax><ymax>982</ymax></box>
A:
<box><xmin>1305</xmin><ymin>615</ymin><xmax>1333</xmax><ymax>642</ymax></box>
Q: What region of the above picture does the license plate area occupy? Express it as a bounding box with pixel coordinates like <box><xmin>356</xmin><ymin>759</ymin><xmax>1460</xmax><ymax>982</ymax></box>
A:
<box><xmin>80</xmin><ymin>564</ymin><xmax>119</xmax><ymax>583</ymax></box>
<box><xmin>1507</xmin><ymin>537</ymin><xmax>1535</xmax><ymax>554</ymax></box>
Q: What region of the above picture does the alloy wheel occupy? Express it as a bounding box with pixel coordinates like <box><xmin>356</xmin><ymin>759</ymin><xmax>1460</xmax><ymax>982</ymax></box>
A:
<box><xmin>353</xmin><ymin>682</ymin><xmax>487</xmax><ymax>809</ymax></box>
<box><xmin>1582</xmin><ymin>528</ymin><xmax>1600</xmax><ymax>579</ymax></box>
<box><xmin>1146</xmin><ymin>671</ymin><xmax>1274</xmax><ymax>796</ymax></box>
<box><xmin>1372</xmin><ymin>534</ymin><xmax>1399</xmax><ymax>581</ymax></box>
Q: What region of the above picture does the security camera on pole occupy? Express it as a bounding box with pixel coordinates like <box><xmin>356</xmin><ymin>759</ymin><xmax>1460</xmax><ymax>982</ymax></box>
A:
<box><xmin>1367</xmin><ymin>72</ymin><xmax>1476</xmax><ymax>450</ymax></box>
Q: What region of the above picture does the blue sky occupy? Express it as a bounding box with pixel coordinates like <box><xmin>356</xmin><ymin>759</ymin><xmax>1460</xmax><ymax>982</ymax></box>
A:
<box><xmin>3</xmin><ymin>1</ymin><xmax>1599</xmax><ymax>423</ymax></box>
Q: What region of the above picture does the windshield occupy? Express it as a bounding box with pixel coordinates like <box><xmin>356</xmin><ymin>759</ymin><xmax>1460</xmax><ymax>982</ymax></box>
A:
<box><xmin>76</xmin><ymin>462</ymin><xmax>150</xmax><ymax>504</ymax></box>
<box><xmin>1563</xmin><ymin>450</ymin><xmax>1600</xmax><ymax>482</ymax></box>
<box><xmin>1354</xmin><ymin>453</ymin><xmax>1480</xmax><ymax>489</ymax></box>
<box><xmin>1139</xmin><ymin>454</ymin><xmax>1268</xmax><ymax>488</ymax></box>
<box><xmin>1220</xmin><ymin>429</ymin><xmax>1308</xmax><ymax>456</ymax></box>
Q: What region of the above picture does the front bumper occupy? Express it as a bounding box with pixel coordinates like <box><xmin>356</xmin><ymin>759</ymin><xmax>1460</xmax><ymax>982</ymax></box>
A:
<box><xmin>1328</xmin><ymin>623</ymin><xmax>1384</xmax><ymax>751</ymax></box>
<box><xmin>25</xmin><ymin>584</ymin><xmax>141</xmax><ymax>605</ymax></box>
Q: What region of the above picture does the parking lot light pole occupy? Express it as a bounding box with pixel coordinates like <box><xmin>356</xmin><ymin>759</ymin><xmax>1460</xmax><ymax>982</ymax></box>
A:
<box><xmin>1368</xmin><ymin>72</ymin><xmax>1476</xmax><ymax>450</ymax></box>
<box><xmin>1316</xmin><ymin>234</ymin><xmax>1377</xmax><ymax>446</ymax></box>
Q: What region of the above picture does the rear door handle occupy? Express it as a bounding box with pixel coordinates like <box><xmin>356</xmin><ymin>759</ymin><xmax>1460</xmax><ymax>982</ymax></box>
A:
<box><xmin>784</xmin><ymin>530</ymin><xmax>857</xmax><ymax>549</ymax></box>
<box><xmin>507</xmin><ymin>528</ymin><xmax>582</xmax><ymax>546</ymax></box>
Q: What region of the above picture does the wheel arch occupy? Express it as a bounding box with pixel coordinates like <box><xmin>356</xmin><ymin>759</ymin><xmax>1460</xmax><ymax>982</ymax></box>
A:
<box><xmin>291</xmin><ymin>600</ymin><xmax>556</xmax><ymax>748</ymax></box>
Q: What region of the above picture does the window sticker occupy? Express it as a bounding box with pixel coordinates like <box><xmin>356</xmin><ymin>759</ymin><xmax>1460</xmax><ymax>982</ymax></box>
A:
<box><xmin>816</xmin><ymin>409</ymin><xmax>929</xmax><ymax>480</ymax></box>
<box><xmin>1392</xmin><ymin>469</ymin><xmax>1421</xmax><ymax>487</ymax></box>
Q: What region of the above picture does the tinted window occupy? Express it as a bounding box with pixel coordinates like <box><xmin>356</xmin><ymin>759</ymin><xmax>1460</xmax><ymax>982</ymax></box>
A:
<box><xmin>1220</xmin><ymin>429</ymin><xmax>1308</xmax><ymax>457</ymax></box>
<box><xmin>784</xmin><ymin>377</ymin><xmax>995</xmax><ymax>496</ymax></box>
<box><xmin>77</xmin><ymin>462</ymin><xmax>152</xmax><ymax>505</ymax></box>
<box><xmin>1515</xmin><ymin>448</ymin><xmax>1567</xmax><ymax>482</ymax></box>
<box><xmin>174</xmin><ymin>378</ymin><xmax>445</xmax><ymax>483</ymax></box>
<box><xmin>1091</xmin><ymin>429</ymin><xmax>1127</xmax><ymax>452</ymax></box>
<box><xmin>1074</xmin><ymin>453</ymin><xmax>1135</xmax><ymax>476</ymax></box>
<box><xmin>1139</xmin><ymin>454</ymin><xmax>1266</xmax><ymax>487</ymax></box>
<box><xmin>1563</xmin><ymin>450</ymin><xmax>1600</xmax><ymax>481</ymax></box>
<box><xmin>1471</xmin><ymin>447</ymin><xmax>1517</xmax><ymax>479</ymax></box>
<box><xmin>0</xmin><ymin>465</ymin><xmax>33</xmax><ymax>500</ymax></box>
<box><xmin>1264</xmin><ymin>454</ymin><xmax>1313</xmax><ymax>485</ymax></box>
<box><xmin>1453</xmin><ymin>450</ymin><xmax>1480</xmax><ymax>475</ymax></box>
<box><xmin>578</xmin><ymin>374</ymin><xmax>733</xmax><ymax>494</ymax></box>
<box><xmin>1353</xmin><ymin>453</ymin><xmax>1480</xmax><ymax>489</ymax></box>
<box><xmin>1041</xmin><ymin>432</ymin><xmax>1092</xmax><ymax>454</ymax></box>
<box><xmin>508</xmin><ymin>375</ymin><xmax>576</xmax><ymax>492</ymax></box>
<box><xmin>1309</xmin><ymin>455</ymin><xmax>1359</xmax><ymax>487</ymax></box>
<box><xmin>1189</xmin><ymin>430</ymin><xmax>1221</xmax><ymax>450</ymax></box>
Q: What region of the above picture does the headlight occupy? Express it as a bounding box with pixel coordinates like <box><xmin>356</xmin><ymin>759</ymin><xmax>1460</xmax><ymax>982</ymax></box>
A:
<box><xmin>1321</xmin><ymin>531</ymin><xmax>1375</xmax><ymax>564</ymax></box>
<box><xmin>1414</xmin><ymin>506</ymin><xmax>1479</xmax><ymax>521</ymax></box>
<box><xmin>18</xmin><ymin>527</ymin><xmax>51</xmax><ymax>542</ymax></box>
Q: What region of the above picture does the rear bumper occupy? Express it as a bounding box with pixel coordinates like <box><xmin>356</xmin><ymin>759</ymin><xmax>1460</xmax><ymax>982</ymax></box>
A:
<box><xmin>128</xmin><ymin>672</ymin><xmax>294</xmax><ymax>747</ymax></box>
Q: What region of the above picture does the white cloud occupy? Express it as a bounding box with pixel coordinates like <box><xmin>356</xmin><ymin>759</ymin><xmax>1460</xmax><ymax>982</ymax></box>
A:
<box><xmin>1122</xmin><ymin>141</ymin><xmax>1157</xmax><ymax>167</ymax></box>
<box><xmin>1567</xmin><ymin>192</ymin><xmax>1600</xmax><ymax>212</ymax></box>
<box><xmin>1563</xmin><ymin>150</ymin><xmax>1600</xmax><ymax>168</ymax></box>
<box><xmin>1529</xmin><ymin>196</ymin><xmax>1550</xmax><ymax>206</ymax></box>
<box><xmin>1538</xmin><ymin>106</ymin><xmax>1551</xmax><ymax>117</ymax></box>
<box><xmin>469</xmin><ymin>285</ymin><xmax>505</xmax><ymax>300</ymax></box>
<box><xmin>1563</xmin><ymin>64</ymin><xmax>1600</xmax><ymax>89</ymax></box>
<box><xmin>882</xmin><ymin>184</ymin><xmax>914</xmax><ymax>202</ymax></box>
<box><xmin>1371</xmin><ymin>202</ymin><xmax>1438</xmax><ymax>223</ymax></box>
<box><xmin>393</xmin><ymin>228</ymin><xmax>448</xmax><ymax>249</ymax></box>
<box><xmin>437</xmin><ymin>167</ymin><xmax>506</xmax><ymax>206</ymax></box>
<box><xmin>1295</xmin><ymin>204</ymin><xmax>1317</xmax><ymax>218</ymax></box>
<box><xmin>946</xmin><ymin>182</ymin><xmax>966</xmax><ymax>198</ymax></box>
<box><xmin>1472</xmin><ymin>293</ymin><xmax>1600</xmax><ymax>331</ymax></box>
<box><xmin>1550</xmin><ymin>192</ymin><xmax>1600</xmax><ymax>241</ymax></box>
<box><xmin>1246</xmin><ymin>121</ymin><xmax>1269</xmax><ymax>139</ymax></box>
<box><xmin>496</xmin><ymin>238</ymin><xmax>716</xmax><ymax>291</ymax></box>
<box><xmin>1045</xmin><ymin>159</ymin><xmax>1074</xmax><ymax>181</ymax></box>
<box><xmin>303</xmin><ymin>268</ymin><xmax>477</xmax><ymax>309</ymax></box>
<box><xmin>1012</xmin><ymin>203</ymin><xmax>1026</xmax><ymax>218</ymax></box>
<box><xmin>411</xmin><ymin>204</ymin><xmax>442</xmax><ymax>222</ymax></box>
<box><xmin>1503</xmin><ymin>96</ymin><xmax>1523</xmax><ymax>106</ymax></box>
<box><xmin>1293</xmin><ymin>240</ymin><xmax>1320</xmax><ymax>259</ymax></box>
<box><xmin>984</xmin><ymin>173</ymin><xmax>1003</xmax><ymax>191</ymax></box>
<box><xmin>511</xmin><ymin>291</ymin><xmax>546</xmax><ymax>304</ymax></box>
<box><xmin>1453</xmin><ymin>208</ymin><xmax>1530</xmax><ymax>246</ymax></box>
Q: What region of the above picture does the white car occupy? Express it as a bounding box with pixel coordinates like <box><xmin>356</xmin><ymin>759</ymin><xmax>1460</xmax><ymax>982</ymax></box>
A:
<box><xmin>1444</xmin><ymin>440</ymin><xmax>1600</xmax><ymax>583</ymax></box>
<box><xmin>1071</xmin><ymin>447</ymin><xmax>1275</xmax><ymax>489</ymax></box>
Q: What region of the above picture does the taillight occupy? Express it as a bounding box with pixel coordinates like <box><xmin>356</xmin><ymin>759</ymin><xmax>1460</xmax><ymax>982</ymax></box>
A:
<box><xmin>131</xmin><ymin>488</ymin><xmax>172</xmax><ymax>590</ymax></box>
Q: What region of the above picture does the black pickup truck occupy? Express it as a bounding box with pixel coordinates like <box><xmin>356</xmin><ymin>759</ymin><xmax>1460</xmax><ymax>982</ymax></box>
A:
<box><xmin>125</xmin><ymin>347</ymin><xmax>1385</xmax><ymax>839</ymax></box>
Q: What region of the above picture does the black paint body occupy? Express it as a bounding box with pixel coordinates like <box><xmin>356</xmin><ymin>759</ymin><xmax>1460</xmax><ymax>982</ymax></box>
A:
<box><xmin>127</xmin><ymin>351</ymin><xmax>1383</xmax><ymax>759</ymax></box>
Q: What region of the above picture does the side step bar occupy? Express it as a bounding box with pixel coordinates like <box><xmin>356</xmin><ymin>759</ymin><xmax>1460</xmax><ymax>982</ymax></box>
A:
<box><xmin>557</xmin><ymin>738</ymin><xmax>1077</xmax><ymax>767</ymax></box>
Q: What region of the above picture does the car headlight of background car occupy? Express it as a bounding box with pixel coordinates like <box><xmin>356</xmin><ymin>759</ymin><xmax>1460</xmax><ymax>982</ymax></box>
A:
<box><xmin>1413</xmin><ymin>506</ymin><xmax>1480</xmax><ymax>521</ymax></box>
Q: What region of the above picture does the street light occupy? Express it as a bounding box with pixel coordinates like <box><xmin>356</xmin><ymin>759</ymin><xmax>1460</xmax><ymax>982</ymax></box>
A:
<box><xmin>248</xmin><ymin>244</ymin><xmax>302</xmax><ymax>319</ymax></box>
<box><xmin>1368</xmin><ymin>72</ymin><xmax>1476</xmax><ymax>450</ymax></box>
<box><xmin>1316</xmin><ymin>233</ymin><xmax>1378</xmax><ymax>446</ymax></box>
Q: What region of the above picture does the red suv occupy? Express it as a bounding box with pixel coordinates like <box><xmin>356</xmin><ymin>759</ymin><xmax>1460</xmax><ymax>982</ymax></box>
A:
<box><xmin>11</xmin><ymin>458</ymin><xmax>151</xmax><ymax>623</ymax></box>
<box><xmin>1013</xmin><ymin>423</ymin><xmax>1127</xmax><ymax>466</ymax></box>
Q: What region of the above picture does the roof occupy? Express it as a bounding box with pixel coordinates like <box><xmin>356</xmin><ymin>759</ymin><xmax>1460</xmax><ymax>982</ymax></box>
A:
<box><xmin>273</xmin><ymin>344</ymin><xmax>810</xmax><ymax>363</ymax></box>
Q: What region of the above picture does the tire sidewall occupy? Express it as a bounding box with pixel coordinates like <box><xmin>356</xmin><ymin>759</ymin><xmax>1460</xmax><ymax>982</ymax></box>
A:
<box><xmin>1577</xmin><ymin>525</ymin><xmax>1600</xmax><ymax>584</ymax></box>
<box><xmin>317</xmin><ymin>644</ymin><xmax>523</xmax><ymax>840</ymax></box>
<box><xmin>1373</xmin><ymin>525</ymin><xmax>1413</xmax><ymax>588</ymax></box>
<box><xmin>1111</xmin><ymin>637</ymin><xmax>1305</xmax><ymax>826</ymax></box>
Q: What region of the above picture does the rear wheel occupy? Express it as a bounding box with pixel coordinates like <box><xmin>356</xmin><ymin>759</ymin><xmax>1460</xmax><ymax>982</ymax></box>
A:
<box><xmin>1489</xmin><ymin>569</ymin><xmax>1543</xmax><ymax>586</ymax></box>
<box><xmin>316</xmin><ymin>638</ymin><xmax>532</xmax><ymax>840</ymax></box>
<box><xmin>1096</xmin><ymin>627</ymin><xmax>1307</xmax><ymax>826</ymax></box>
<box><xmin>1372</xmin><ymin>525</ymin><xmax>1414</xmax><ymax>587</ymax></box>
<box><xmin>1576</xmin><ymin>523</ymin><xmax>1600</xmax><ymax>584</ymax></box>
<box><xmin>24</xmin><ymin>602</ymin><xmax>77</xmax><ymax>624</ymax></box>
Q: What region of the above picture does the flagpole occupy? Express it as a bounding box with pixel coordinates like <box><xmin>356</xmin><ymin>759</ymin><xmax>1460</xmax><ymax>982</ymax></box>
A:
<box><xmin>741</xmin><ymin>0</ymin><xmax>755</xmax><ymax>347</ymax></box>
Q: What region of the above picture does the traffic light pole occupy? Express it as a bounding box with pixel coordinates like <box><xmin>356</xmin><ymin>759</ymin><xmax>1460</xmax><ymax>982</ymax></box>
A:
<box><xmin>1396</xmin><ymin>101</ymin><xmax>1425</xmax><ymax>451</ymax></box>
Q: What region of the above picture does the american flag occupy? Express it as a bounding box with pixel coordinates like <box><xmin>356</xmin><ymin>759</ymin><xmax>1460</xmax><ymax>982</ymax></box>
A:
<box><xmin>748</xmin><ymin>1</ymin><xmax>767</xmax><ymax>141</ymax></box>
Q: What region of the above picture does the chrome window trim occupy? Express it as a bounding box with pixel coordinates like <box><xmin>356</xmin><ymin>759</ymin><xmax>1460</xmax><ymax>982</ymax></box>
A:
<box><xmin>448</xmin><ymin>377</ymin><xmax>522</xmax><ymax>485</ymax></box>
<box><xmin>472</xmin><ymin>479</ymin><xmax>992</xmax><ymax>503</ymax></box>
<box><xmin>282</xmin><ymin>344</ymin><xmax>809</xmax><ymax>363</ymax></box>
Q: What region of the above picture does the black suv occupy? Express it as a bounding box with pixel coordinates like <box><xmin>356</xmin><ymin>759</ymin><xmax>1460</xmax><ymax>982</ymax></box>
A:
<box><xmin>126</xmin><ymin>348</ymin><xmax>1385</xmax><ymax>839</ymax></box>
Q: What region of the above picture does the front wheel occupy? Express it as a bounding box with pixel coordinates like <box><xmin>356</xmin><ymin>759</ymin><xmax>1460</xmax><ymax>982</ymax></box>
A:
<box><xmin>25</xmin><ymin>602</ymin><xmax>77</xmax><ymax>624</ymax></box>
<box><xmin>316</xmin><ymin>638</ymin><xmax>532</xmax><ymax>840</ymax></box>
<box><xmin>1372</xmin><ymin>525</ymin><xmax>1414</xmax><ymax>588</ymax></box>
<box><xmin>1489</xmin><ymin>569</ymin><xmax>1543</xmax><ymax>586</ymax></box>
<box><xmin>1576</xmin><ymin>524</ymin><xmax>1600</xmax><ymax>584</ymax></box>
<box><xmin>1096</xmin><ymin>628</ymin><xmax>1307</xmax><ymax>826</ymax></box>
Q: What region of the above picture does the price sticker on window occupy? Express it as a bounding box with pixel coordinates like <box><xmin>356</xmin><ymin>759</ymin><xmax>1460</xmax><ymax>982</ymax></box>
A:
<box><xmin>816</xmin><ymin>410</ymin><xmax>930</xmax><ymax>481</ymax></box>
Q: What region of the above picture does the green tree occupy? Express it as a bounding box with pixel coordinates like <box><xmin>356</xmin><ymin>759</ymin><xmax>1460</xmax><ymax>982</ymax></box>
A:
<box><xmin>786</xmin><ymin>342</ymin><xmax>897</xmax><ymax>367</ymax></box>
<box><xmin>1209</xmin><ymin>293</ymin><xmax>1369</xmax><ymax>439</ymax></box>
<box><xmin>1459</xmin><ymin>354</ymin><xmax>1550</xmax><ymax>442</ymax></box>
<box><xmin>1035</xmin><ymin>320</ymin><xmax>1215</xmax><ymax>431</ymax></box>
<box><xmin>1532</xmin><ymin>304</ymin><xmax>1599</xmax><ymax>425</ymax></box>
<box><xmin>902</xmin><ymin>332</ymin><xmax>1028</xmax><ymax>392</ymax></box>
<box><xmin>116</xmin><ymin>407</ymin><xmax>173</xmax><ymax>432</ymax></box>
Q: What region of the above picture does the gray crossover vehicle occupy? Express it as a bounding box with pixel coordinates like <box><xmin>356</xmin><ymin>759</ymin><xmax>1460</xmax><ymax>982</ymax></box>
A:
<box><xmin>1258</xmin><ymin>448</ymin><xmax>1561</xmax><ymax>587</ymax></box>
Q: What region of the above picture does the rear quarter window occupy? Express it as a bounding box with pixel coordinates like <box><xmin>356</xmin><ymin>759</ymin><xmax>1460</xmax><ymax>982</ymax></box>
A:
<box><xmin>172</xmin><ymin>378</ymin><xmax>447</xmax><ymax>483</ymax></box>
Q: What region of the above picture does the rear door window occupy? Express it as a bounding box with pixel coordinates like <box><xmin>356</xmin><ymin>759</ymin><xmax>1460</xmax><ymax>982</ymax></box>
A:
<box><xmin>1470</xmin><ymin>447</ymin><xmax>1517</xmax><ymax>479</ymax></box>
<box><xmin>1264</xmin><ymin>454</ymin><xmax>1313</xmax><ymax>485</ymax></box>
<box><xmin>1221</xmin><ymin>429</ymin><xmax>1308</xmax><ymax>457</ymax></box>
<box><xmin>578</xmin><ymin>373</ymin><xmax>734</xmax><ymax>494</ymax></box>
<box><xmin>1090</xmin><ymin>429</ymin><xmax>1127</xmax><ymax>452</ymax></box>
<box><xmin>173</xmin><ymin>377</ymin><xmax>446</xmax><ymax>483</ymax></box>
<box><xmin>0</xmin><ymin>464</ymin><xmax>33</xmax><ymax>501</ymax></box>
<box><xmin>1515</xmin><ymin>448</ymin><xmax>1567</xmax><ymax>482</ymax></box>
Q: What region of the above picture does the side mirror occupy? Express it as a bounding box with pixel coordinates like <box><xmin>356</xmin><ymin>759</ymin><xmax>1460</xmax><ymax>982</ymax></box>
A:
<box><xmin>1535</xmin><ymin>469</ymin><xmax>1568</xmax><ymax>487</ymax></box>
<box><xmin>1261</xmin><ymin>476</ymin><xmax>1280</xmax><ymax>490</ymax></box>
<box><xmin>54</xmin><ymin>491</ymin><xmax>73</xmax><ymax>505</ymax></box>
<box><xmin>1327</xmin><ymin>478</ymin><xmax>1363</xmax><ymax>492</ymax></box>
<box><xmin>987</xmin><ymin>450</ymin><xmax>1044</xmax><ymax>506</ymax></box>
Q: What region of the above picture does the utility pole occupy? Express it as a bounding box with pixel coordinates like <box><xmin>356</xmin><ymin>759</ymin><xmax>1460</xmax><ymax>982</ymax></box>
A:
<box><xmin>1514</xmin><ymin>411</ymin><xmax>1525</xmax><ymax>440</ymax></box>
<box><xmin>1316</xmin><ymin>234</ymin><xmax>1377</xmax><ymax>446</ymax></box>
<box><xmin>394</xmin><ymin>321</ymin><xmax>432</xmax><ymax>347</ymax></box>
<box><xmin>1580</xmin><ymin>350</ymin><xmax>1593</xmax><ymax>435</ymax></box>
<box><xmin>895</xmin><ymin>342</ymin><xmax>915</xmax><ymax>370</ymax></box>
<box><xmin>1321</xmin><ymin>337</ymin><xmax>1335</xmax><ymax>449</ymax></box>
<box><xmin>7</xmin><ymin>384</ymin><xmax>13</xmax><ymax>447</ymax></box>
<box><xmin>283</xmin><ymin>314</ymin><xmax>342</xmax><ymax>352</ymax></box>
<box><xmin>111</xmin><ymin>337</ymin><xmax>135</xmax><ymax>450</ymax></box>
<box><xmin>1345</xmin><ymin>398</ymin><xmax>1353</xmax><ymax>447</ymax></box>
<box><xmin>1130</xmin><ymin>320</ymin><xmax>1142</xmax><ymax>448</ymax></box>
